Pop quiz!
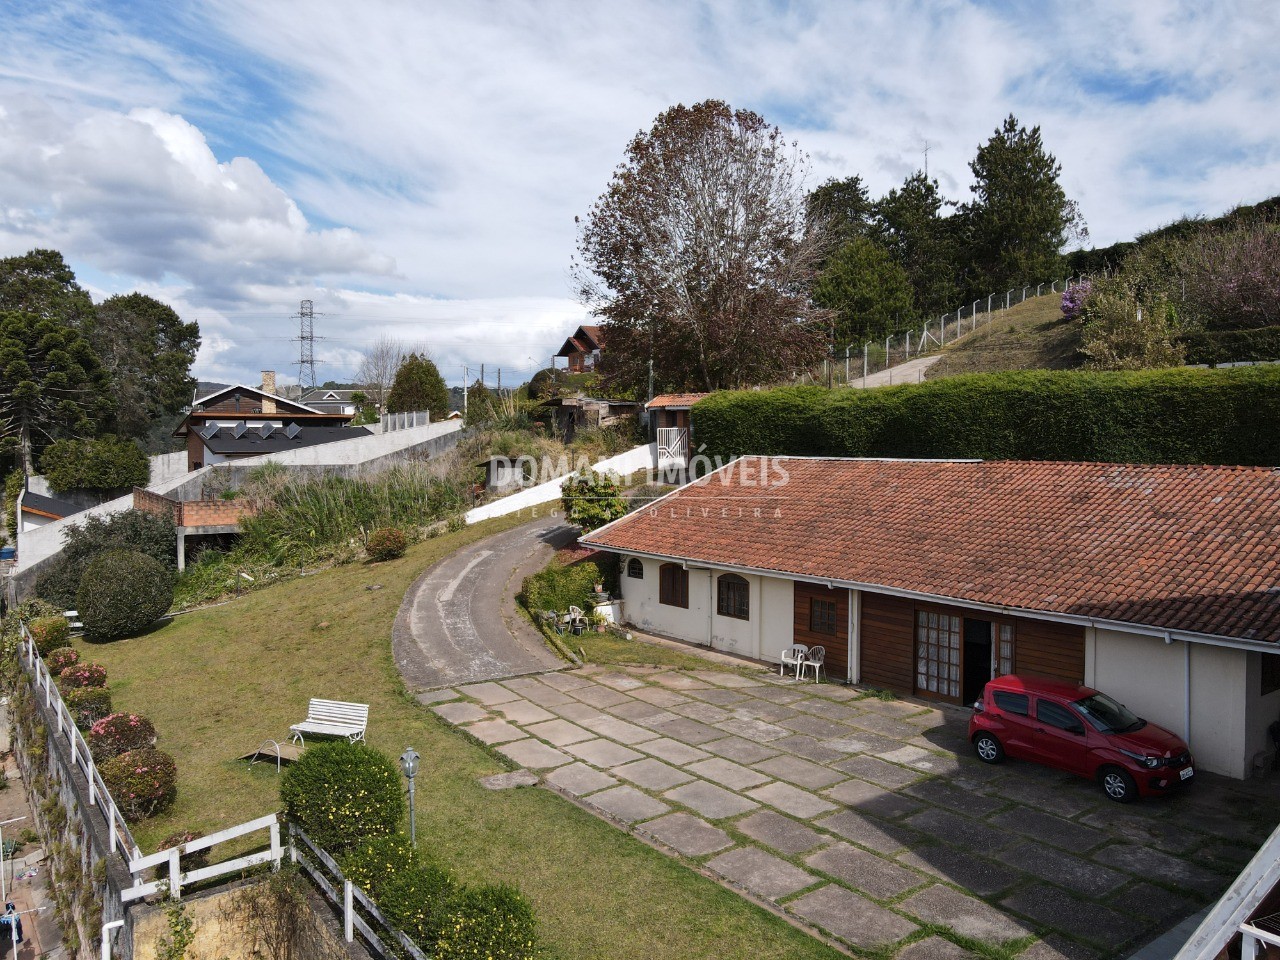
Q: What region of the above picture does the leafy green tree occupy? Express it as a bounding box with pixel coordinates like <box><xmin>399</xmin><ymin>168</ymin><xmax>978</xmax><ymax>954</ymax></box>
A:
<box><xmin>560</xmin><ymin>471</ymin><xmax>626</xmax><ymax>533</ymax></box>
<box><xmin>386</xmin><ymin>353</ymin><xmax>449</xmax><ymax>419</ymax></box>
<box><xmin>465</xmin><ymin>380</ymin><xmax>495</xmax><ymax>425</ymax></box>
<box><xmin>34</xmin><ymin>509</ymin><xmax>176</xmax><ymax>609</ymax></box>
<box><xmin>39</xmin><ymin>436</ymin><xmax>150</xmax><ymax>493</ymax></box>
<box><xmin>807</xmin><ymin>176</ymin><xmax>874</xmax><ymax>248</ymax></box>
<box><xmin>873</xmin><ymin>172</ymin><xmax>960</xmax><ymax>317</ymax></box>
<box><xmin>574</xmin><ymin>100</ymin><xmax>829</xmax><ymax>395</ymax></box>
<box><xmin>812</xmin><ymin>237</ymin><xmax>915</xmax><ymax>346</ymax></box>
<box><xmin>0</xmin><ymin>249</ymin><xmax>95</xmax><ymax>327</ymax></box>
<box><xmin>964</xmin><ymin>115</ymin><xmax>1087</xmax><ymax>293</ymax></box>
<box><xmin>92</xmin><ymin>294</ymin><xmax>200</xmax><ymax>444</ymax></box>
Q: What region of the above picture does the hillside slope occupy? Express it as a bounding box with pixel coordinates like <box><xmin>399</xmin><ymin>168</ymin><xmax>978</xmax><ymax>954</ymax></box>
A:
<box><xmin>925</xmin><ymin>293</ymin><xmax>1082</xmax><ymax>379</ymax></box>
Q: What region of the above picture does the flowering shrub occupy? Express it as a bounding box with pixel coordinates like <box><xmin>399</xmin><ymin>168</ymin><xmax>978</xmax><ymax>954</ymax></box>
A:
<box><xmin>100</xmin><ymin>748</ymin><xmax>178</xmax><ymax>822</ymax></box>
<box><xmin>154</xmin><ymin>830</ymin><xmax>208</xmax><ymax>880</ymax></box>
<box><xmin>29</xmin><ymin>617</ymin><xmax>70</xmax><ymax>656</ymax></box>
<box><xmin>88</xmin><ymin>713</ymin><xmax>157</xmax><ymax>762</ymax></box>
<box><xmin>435</xmin><ymin>884</ymin><xmax>539</xmax><ymax>960</ymax></box>
<box><xmin>1061</xmin><ymin>279</ymin><xmax>1091</xmax><ymax>321</ymax></box>
<box><xmin>66</xmin><ymin>687</ymin><xmax>113</xmax><ymax>729</ymax></box>
<box><xmin>340</xmin><ymin>834</ymin><xmax>419</xmax><ymax>895</ymax></box>
<box><xmin>377</xmin><ymin>862</ymin><xmax>458</xmax><ymax>950</ymax></box>
<box><xmin>279</xmin><ymin>742</ymin><xmax>404</xmax><ymax>853</ymax></box>
<box><xmin>59</xmin><ymin>661</ymin><xmax>107</xmax><ymax>689</ymax></box>
<box><xmin>45</xmin><ymin>647</ymin><xmax>80</xmax><ymax>674</ymax></box>
<box><xmin>366</xmin><ymin>527</ymin><xmax>408</xmax><ymax>562</ymax></box>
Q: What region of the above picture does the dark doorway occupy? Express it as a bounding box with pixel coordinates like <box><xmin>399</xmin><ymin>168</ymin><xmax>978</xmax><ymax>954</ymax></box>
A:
<box><xmin>963</xmin><ymin>618</ymin><xmax>993</xmax><ymax>706</ymax></box>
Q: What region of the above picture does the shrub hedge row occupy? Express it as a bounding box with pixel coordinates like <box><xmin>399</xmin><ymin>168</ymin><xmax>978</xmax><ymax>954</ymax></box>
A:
<box><xmin>1180</xmin><ymin>327</ymin><xmax>1280</xmax><ymax>366</ymax></box>
<box><xmin>692</xmin><ymin>366</ymin><xmax>1280</xmax><ymax>465</ymax></box>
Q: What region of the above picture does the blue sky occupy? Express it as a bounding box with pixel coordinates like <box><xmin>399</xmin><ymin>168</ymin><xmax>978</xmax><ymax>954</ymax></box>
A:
<box><xmin>1</xmin><ymin>0</ymin><xmax>1277</xmax><ymax>387</ymax></box>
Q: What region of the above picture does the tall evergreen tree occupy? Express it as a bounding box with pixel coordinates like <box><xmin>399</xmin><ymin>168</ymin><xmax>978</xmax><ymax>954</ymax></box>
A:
<box><xmin>873</xmin><ymin>172</ymin><xmax>960</xmax><ymax>317</ymax></box>
<box><xmin>812</xmin><ymin>237</ymin><xmax>915</xmax><ymax>346</ymax></box>
<box><xmin>386</xmin><ymin>353</ymin><xmax>449</xmax><ymax>420</ymax></box>
<box><xmin>807</xmin><ymin>176</ymin><xmax>874</xmax><ymax>249</ymax></box>
<box><xmin>964</xmin><ymin>115</ymin><xmax>1086</xmax><ymax>293</ymax></box>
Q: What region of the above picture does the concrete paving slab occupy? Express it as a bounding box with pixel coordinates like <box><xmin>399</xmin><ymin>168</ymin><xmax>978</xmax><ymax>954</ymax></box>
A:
<box><xmin>630</xmin><ymin>686</ymin><xmax>692</xmax><ymax>707</ymax></box>
<box><xmin>503</xmin><ymin>676</ymin><xmax>574</xmax><ymax>706</ymax></box>
<box><xmin>607</xmin><ymin>700</ymin><xmax>675</xmax><ymax>723</ymax></box>
<box><xmin>896</xmin><ymin>936</ymin><xmax>977</xmax><ymax>960</ymax></box>
<box><xmin>1110</xmin><ymin>881</ymin><xmax>1198</xmax><ymax>924</ymax></box>
<box><xmin>820</xmin><ymin>735</ymin><xmax>871</xmax><ymax>754</ymax></box>
<box><xmin>543</xmin><ymin>762</ymin><xmax>618</xmax><ymax>796</ymax></box>
<box><xmin>691</xmin><ymin>671</ymin><xmax>764</xmax><ymax>689</ymax></box>
<box><xmin>1091</xmin><ymin>844</ymin><xmax>1226</xmax><ymax>895</ymax></box>
<box><xmin>878</xmin><ymin>745</ymin><xmax>932</xmax><ymax>765</ymax></box>
<box><xmin>538</xmin><ymin>671</ymin><xmax>596</xmax><ymax>692</ymax></box>
<box><xmin>672</xmin><ymin>701</ymin><xmax>733</xmax><ymax>724</ymax></box>
<box><xmin>1019</xmin><ymin>934</ymin><xmax>1101</xmax><ymax>960</ymax></box>
<box><xmin>736</xmin><ymin>810</ymin><xmax>829</xmax><ymax>855</ymax></box>
<box><xmin>731</xmin><ymin>700</ymin><xmax>802</xmax><ymax>723</ymax></box>
<box><xmin>904</xmin><ymin>777</ymin><xmax>1006</xmax><ymax>816</ymax></box>
<box><xmin>571</xmin><ymin>684</ymin><xmax>638</xmax><ymax>709</ymax></box>
<box><xmin>639</xmin><ymin>738</ymin><xmax>713</xmax><ymax>766</ymax></box>
<box><xmin>806</xmin><ymin>842</ymin><xmax>924</xmax><ymax>898</ymax></box>
<box><xmin>687</xmin><ymin>686</ymin><xmax>753</xmax><ymax>706</ymax></box>
<box><xmin>595</xmin><ymin>672</ymin><xmax>648</xmax><ymax>691</ymax></box>
<box><xmin>991</xmin><ymin>807</ymin><xmax>1108</xmax><ymax>853</ymax></box>
<box><xmin>750</xmin><ymin>685</ymin><xmax>810</xmax><ymax>704</ymax></box>
<box><xmin>896</xmin><ymin>845</ymin><xmax>1025</xmax><ymax>898</ymax></box>
<box><xmin>753</xmin><ymin>755</ymin><xmax>845</xmax><ymax>790</ymax></box>
<box><xmin>716</xmin><ymin>717</ymin><xmax>793</xmax><ymax>742</ymax></box>
<box><xmin>1001</xmin><ymin>883</ymin><xmax>1144</xmax><ymax>947</ymax></box>
<box><xmin>900</xmin><ymin>883</ymin><xmax>1034</xmax><ymax>942</ymax></box>
<box><xmin>457</xmin><ymin>680</ymin><xmax>522</xmax><ymax>705</ymax></box>
<box><xmin>612</xmin><ymin>757</ymin><xmax>696</xmax><ymax>791</ymax></box>
<box><xmin>746</xmin><ymin>781</ymin><xmax>838</xmax><ymax>819</ymax></box>
<box><xmin>853</xmin><ymin>713</ymin><xmax>930</xmax><ymax>739</ymax></box>
<box><xmin>494</xmin><ymin>699</ymin><xmax>556</xmax><ymax>725</ymax></box>
<box><xmin>496</xmin><ymin>738</ymin><xmax>572</xmax><ymax>769</ymax></box>
<box><xmin>465</xmin><ymin>719</ymin><xmax>527</xmax><ymax>744</ymax></box>
<box><xmin>781</xmin><ymin>714</ymin><xmax>860</xmax><ymax>740</ymax></box>
<box><xmin>664</xmin><ymin>780</ymin><xmax>760</xmax><ymax>819</ymax></box>
<box><xmin>481</xmin><ymin>770</ymin><xmax>539</xmax><ymax>790</ymax></box>
<box><xmin>651</xmin><ymin>672</ymin><xmax>713</xmax><ymax>690</ymax></box>
<box><xmin>822</xmin><ymin>779</ymin><xmax>925</xmax><ymax>819</ymax></box>
<box><xmin>639</xmin><ymin>812</ymin><xmax>734</xmax><ymax>857</ymax></box>
<box><xmin>707</xmin><ymin>846</ymin><xmax>817</xmax><ymax>901</ymax></box>
<box><xmin>815</xmin><ymin>810</ymin><xmax>923</xmax><ymax>855</ymax></box>
<box><xmin>771</xmin><ymin>735</ymin><xmax>846</xmax><ymax>764</ymax></box>
<box><xmin>585</xmin><ymin>785</ymin><xmax>671</xmax><ymax>823</ymax></box>
<box><xmin>857</xmin><ymin>698</ymin><xmax>927</xmax><ymax>717</ymax></box>
<box><xmin>703</xmin><ymin>736</ymin><xmax>782</xmax><ymax>764</ymax></box>
<box><xmin>790</xmin><ymin>698</ymin><xmax>862</xmax><ymax>721</ymax></box>
<box><xmin>563</xmin><ymin>738</ymin><xmax>645</xmax><ymax>768</ymax></box>
<box><xmin>648</xmin><ymin>716</ymin><xmax>726</xmax><ymax>745</ymax></box>
<box><xmin>415</xmin><ymin>688</ymin><xmax>460</xmax><ymax>704</ymax></box>
<box><xmin>432</xmin><ymin>701</ymin><xmax>491</xmax><ymax>724</ymax></box>
<box><xmin>994</xmin><ymin>841</ymin><xmax>1127</xmax><ymax>896</ymax></box>
<box><xmin>686</xmin><ymin>757</ymin><xmax>773</xmax><ymax>790</ymax></box>
<box><xmin>832</xmin><ymin>755</ymin><xmax>925</xmax><ymax>788</ymax></box>
<box><xmin>524</xmin><ymin>718</ymin><xmax>596</xmax><ymax>746</ymax></box>
<box><xmin>550</xmin><ymin>701</ymin><xmax>607</xmax><ymax>723</ymax></box>
<box><xmin>906</xmin><ymin>807</ymin><xmax>1013</xmax><ymax>852</ymax></box>
<box><xmin>631</xmin><ymin>709</ymin><xmax>682</xmax><ymax>729</ymax></box>
<box><xmin>577</xmin><ymin>715</ymin><xmax>660</xmax><ymax>744</ymax></box>
<box><xmin>990</xmin><ymin>776</ymin><xmax>1100</xmax><ymax>819</ymax></box>
<box><xmin>787</xmin><ymin>883</ymin><xmax>918</xmax><ymax>948</ymax></box>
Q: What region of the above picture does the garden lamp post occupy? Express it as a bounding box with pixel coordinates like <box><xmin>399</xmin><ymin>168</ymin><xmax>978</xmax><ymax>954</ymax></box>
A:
<box><xmin>0</xmin><ymin>817</ymin><xmax>25</xmax><ymax>901</ymax></box>
<box><xmin>399</xmin><ymin>748</ymin><xmax>420</xmax><ymax>844</ymax></box>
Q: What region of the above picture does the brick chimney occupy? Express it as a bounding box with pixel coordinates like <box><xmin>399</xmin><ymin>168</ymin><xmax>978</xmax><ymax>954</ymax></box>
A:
<box><xmin>260</xmin><ymin>371</ymin><xmax>277</xmax><ymax>414</ymax></box>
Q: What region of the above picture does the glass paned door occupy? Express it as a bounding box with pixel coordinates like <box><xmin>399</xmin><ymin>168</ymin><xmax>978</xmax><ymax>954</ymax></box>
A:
<box><xmin>916</xmin><ymin>610</ymin><xmax>962</xmax><ymax>699</ymax></box>
<box><xmin>998</xmin><ymin>623</ymin><xmax>1015</xmax><ymax>675</ymax></box>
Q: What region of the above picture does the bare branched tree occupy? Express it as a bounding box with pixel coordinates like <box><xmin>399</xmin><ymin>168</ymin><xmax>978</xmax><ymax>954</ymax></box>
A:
<box><xmin>573</xmin><ymin>100</ymin><xmax>833</xmax><ymax>395</ymax></box>
<box><xmin>356</xmin><ymin>335</ymin><xmax>409</xmax><ymax>413</ymax></box>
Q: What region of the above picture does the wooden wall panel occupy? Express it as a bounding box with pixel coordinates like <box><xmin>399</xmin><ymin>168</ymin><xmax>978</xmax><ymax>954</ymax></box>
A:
<box><xmin>1014</xmin><ymin>618</ymin><xmax>1086</xmax><ymax>684</ymax></box>
<box><xmin>858</xmin><ymin>593</ymin><xmax>915</xmax><ymax>694</ymax></box>
<box><xmin>792</xmin><ymin>583</ymin><xmax>848</xmax><ymax>679</ymax></box>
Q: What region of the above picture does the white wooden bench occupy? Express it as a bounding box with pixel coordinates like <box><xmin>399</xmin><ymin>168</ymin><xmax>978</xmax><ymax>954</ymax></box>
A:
<box><xmin>290</xmin><ymin>699</ymin><xmax>369</xmax><ymax>745</ymax></box>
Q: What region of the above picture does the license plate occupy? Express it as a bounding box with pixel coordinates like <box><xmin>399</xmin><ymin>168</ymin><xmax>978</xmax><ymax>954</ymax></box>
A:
<box><xmin>1179</xmin><ymin>766</ymin><xmax>1194</xmax><ymax>781</ymax></box>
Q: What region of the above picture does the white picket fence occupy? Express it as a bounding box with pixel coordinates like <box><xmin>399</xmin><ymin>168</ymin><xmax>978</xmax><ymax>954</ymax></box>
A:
<box><xmin>18</xmin><ymin>621</ymin><xmax>284</xmax><ymax>902</ymax></box>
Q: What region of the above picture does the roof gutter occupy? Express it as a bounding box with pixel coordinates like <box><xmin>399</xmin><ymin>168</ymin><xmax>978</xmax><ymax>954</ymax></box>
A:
<box><xmin>591</xmin><ymin>544</ymin><xmax>1280</xmax><ymax>655</ymax></box>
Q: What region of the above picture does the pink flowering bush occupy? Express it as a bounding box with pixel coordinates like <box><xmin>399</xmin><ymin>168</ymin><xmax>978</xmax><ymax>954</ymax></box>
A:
<box><xmin>1061</xmin><ymin>279</ymin><xmax>1091</xmax><ymax>321</ymax></box>
<box><xmin>29</xmin><ymin>617</ymin><xmax>70</xmax><ymax>657</ymax></box>
<box><xmin>59</xmin><ymin>661</ymin><xmax>107</xmax><ymax>689</ymax></box>
<box><xmin>99</xmin><ymin>747</ymin><xmax>177</xmax><ymax>822</ymax></box>
<box><xmin>45</xmin><ymin>647</ymin><xmax>80</xmax><ymax>674</ymax></box>
<box><xmin>66</xmin><ymin>688</ymin><xmax>113</xmax><ymax>729</ymax></box>
<box><xmin>88</xmin><ymin>713</ymin><xmax>157</xmax><ymax>761</ymax></box>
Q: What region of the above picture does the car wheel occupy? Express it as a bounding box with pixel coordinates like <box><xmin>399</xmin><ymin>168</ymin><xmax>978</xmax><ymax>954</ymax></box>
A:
<box><xmin>973</xmin><ymin>732</ymin><xmax>1004</xmax><ymax>764</ymax></box>
<box><xmin>1100</xmin><ymin>766</ymin><xmax>1138</xmax><ymax>803</ymax></box>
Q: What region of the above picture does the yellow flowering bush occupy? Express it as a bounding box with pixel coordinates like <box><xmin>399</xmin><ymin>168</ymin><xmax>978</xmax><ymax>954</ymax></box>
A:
<box><xmin>279</xmin><ymin>741</ymin><xmax>404</xmax><ymax>852</ymax></box>
<box><xmin>435</xmin><ymin>884</ymin><xmax>538</xmax><ymax>960</ymax></box>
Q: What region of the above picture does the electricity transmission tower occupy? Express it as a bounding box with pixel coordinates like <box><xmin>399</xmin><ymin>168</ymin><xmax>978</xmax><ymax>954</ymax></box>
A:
<box><xmin>293</xmin><ymin>300</ymin><xmax>324</xmax><ymax>389</ymax></box>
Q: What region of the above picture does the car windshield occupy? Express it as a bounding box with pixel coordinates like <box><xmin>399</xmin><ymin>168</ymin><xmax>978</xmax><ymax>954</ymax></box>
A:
<box><xmin>1073</xmin><ymin>693</ymin><xmax>1145</xmax><ymax>734</ymax></box>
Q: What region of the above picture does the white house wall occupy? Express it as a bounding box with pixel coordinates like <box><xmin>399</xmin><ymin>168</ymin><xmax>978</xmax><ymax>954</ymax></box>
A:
<box><xmin>1091</xmin><ymin>628</ymin><xmax>1249</xmax><ymax>778</ymax></box>
<box><xmin>621</xmin><ymin>558</ymin><xmax>711</xmax><ymax>646</ymax></box>
<box><xmin>760</xmin><ymin>576</ymin><xmax>794</xmax><ymax>666</ymax></box>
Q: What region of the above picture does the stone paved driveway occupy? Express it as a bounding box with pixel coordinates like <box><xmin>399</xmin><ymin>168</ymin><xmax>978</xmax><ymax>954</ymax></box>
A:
<box><xmin>428</xmin><ymin>664</ymin><xmax>1278</xmax><ymax>959</ymax></box>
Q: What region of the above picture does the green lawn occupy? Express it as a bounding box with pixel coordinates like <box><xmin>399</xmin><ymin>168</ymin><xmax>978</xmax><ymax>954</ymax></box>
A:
<box><xmin>73</xmin><ymin>515</ymin><xmax>842</xmax><ymax>960</ymax></box>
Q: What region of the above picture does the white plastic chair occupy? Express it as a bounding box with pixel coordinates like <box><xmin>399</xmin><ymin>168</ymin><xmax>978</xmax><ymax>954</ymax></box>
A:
<box><xmin>779</xmin><ymin>644</ymin><xmax>808</xmax><ymax>679</ymax></box>
<box><xmin>800</xmin><ymin>645</ymin><xmax>826</xmax><ymax>683</ymax></box>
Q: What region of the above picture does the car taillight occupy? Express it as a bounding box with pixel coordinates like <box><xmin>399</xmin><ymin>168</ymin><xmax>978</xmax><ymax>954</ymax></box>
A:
<box><xmin>972</xmin><ymin>699</ymin><xmax>984</xmax><ymax>712</ymax></box>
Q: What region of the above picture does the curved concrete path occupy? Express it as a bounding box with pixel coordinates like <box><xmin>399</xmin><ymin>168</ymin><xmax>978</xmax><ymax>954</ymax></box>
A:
<box><xmin>393</xmin><ymin>516</ymin><xmax>573</xmax><ymax>692</ymax></box>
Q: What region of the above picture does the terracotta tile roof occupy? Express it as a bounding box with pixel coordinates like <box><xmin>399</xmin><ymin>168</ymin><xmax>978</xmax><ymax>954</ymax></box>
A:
<box><xmin>583</xmin><ymin>457</ymin><xmax>1280</xmax><ymax>644</ymax></box>
<box><xmin>646</xmin><ymin>392</ymin><xmax>711</xmax><ymax>410</ymax></box>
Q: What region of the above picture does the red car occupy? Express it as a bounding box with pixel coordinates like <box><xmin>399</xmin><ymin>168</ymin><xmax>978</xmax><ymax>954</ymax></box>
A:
<box><xmin>968</xmin><ymin>675</ymin><xmax>1195</xmax><ymax>803</ymax></box>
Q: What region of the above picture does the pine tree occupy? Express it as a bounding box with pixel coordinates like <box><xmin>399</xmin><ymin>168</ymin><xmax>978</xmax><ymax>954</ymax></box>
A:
<box><xmin>386</xmin><ymin>353</ymin><xmax>449</xmax><ymax>419</ymax></box>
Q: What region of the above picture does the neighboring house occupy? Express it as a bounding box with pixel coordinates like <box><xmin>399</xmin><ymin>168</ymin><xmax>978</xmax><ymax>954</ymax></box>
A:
<box><xmin>645</xmin><ymin>393</ymin><xmax>709</xmax><ymax>468</ymax></box>
<box><xmin>539</xmin><ymin>396</ymin><xmax>640</xmax><ymax>442</ymax></box>
<box><xmin>582</xmin><ymin>456</ymin><xmax>1280</xmax><ymax>780</ymax></box>
<box><xmin>301</xmin><ymin>387</ymin><xmax>362</xmax><ymax>416</ymax></box>
<box><xmin>174</xmin><ymin>375</ymin><xmax>358</xmax><ymax>471</ymax></box>
<box><xmin>17</xmin><ymin>491</ymin><xmax>79</xmax><ymax>532</ymax></box>
<box><xmin>555</xmin><ymin>324</ymin><xmax>605</xmax><ymax>373</ymax></box>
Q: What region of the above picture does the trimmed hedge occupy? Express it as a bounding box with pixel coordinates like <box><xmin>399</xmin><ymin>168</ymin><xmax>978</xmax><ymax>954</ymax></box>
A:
<box><xmin>65</xmin><ymin>687</ymin><xmax>112</xmax><ymax>729</ymax></box>
<box><xmin>692</xmin><ymin>366</ymin><xmax>1280</xmax><ymax>465</ymax></box>
<box><xmin>45</xmin><ymin>647</ymin><xmax>80</xmax><ymax>674</ymax></box>
<box><xmin>367</xmin><ymin>527</ymin><xmax>408</xmax><ymax>562</ymax></box>
<box><xmin>59</xmin><ymin>662</ymin><xmax>107</xmax><ymax>689</ymax></box>
<box><xmin>1180</xmin><ymin>327</ymin><xmax>1280</xmax><ymax>366</ymax></box>
<box><xmin>280</xmin><ymin>741</ymin><xmax>405</xmax><ymax>853</ymax></box>
<box><xmin>76</xmin><ymin>549</ymin><xmax>174</xmax><ymax>642</ymax></box>
<box><xmin>29</xmin><ymin>617</ymin><xmax>70</xmax><ymax>656</ymax></box>
<box><xmin>435</xmin><ymin>884</ymin><xmax>538</xmax><ymax>960</ymax></box>
<box><xmin>100</xmin><ymin>747</ymin><xmax>178</xmax><ymax>822</ymax></box>
<box><xmin>89</xmin><ymin>713</ymin><xmax>158</xmax><ymax>761</ymax></box>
